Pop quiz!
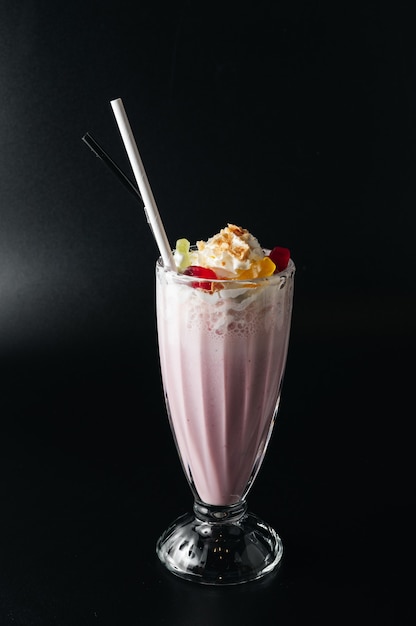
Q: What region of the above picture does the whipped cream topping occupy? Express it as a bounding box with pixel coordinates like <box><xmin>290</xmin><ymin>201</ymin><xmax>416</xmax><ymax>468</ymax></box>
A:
<box><xmin>189</xmin><ymin>224</ymin><xmax>265</xmax><ymax>278</ymax></box>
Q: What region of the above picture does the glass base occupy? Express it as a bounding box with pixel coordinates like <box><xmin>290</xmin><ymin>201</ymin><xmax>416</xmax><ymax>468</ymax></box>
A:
<box><xmin>156</xmin><ymin>500</ymin><xmax>283</xmax><ymax>585</ymax></box>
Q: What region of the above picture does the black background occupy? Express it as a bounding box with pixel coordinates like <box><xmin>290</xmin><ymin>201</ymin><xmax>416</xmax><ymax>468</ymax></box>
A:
<box><xmin>1</xmin><ymin>1</ymin><xmax>414</xmax><ymax>624</ymax></box>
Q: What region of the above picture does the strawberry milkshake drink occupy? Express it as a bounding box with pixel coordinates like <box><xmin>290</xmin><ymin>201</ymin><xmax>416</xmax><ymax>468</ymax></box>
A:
<box><xmin>156</xmin><ymin>224</ymin><xmax>295</xmax><ymax>585</ymax></box>
<box><xmin>105</xmin><ymin>102</ymin><xmax>294</xmax><ymax>584</ymax></box>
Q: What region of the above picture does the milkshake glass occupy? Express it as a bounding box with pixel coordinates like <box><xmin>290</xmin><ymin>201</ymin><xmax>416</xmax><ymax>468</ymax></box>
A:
<box><xmin>156</xmin><ymin>250</ymin><xmax>295</xmax><ymax>584</ymax></box>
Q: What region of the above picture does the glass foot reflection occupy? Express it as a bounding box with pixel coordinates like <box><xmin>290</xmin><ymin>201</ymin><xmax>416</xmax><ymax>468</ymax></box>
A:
<box><xmin>156</xmin><ymin>501</ymin><xmax>283</xmax><ymax>585</ymax></box>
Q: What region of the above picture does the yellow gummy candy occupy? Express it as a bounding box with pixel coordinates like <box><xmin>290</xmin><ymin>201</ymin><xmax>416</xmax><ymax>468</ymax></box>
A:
<box><xmin>238</xmin><ymin>256</ymin><xmax>276</xmax><ymax>280</ymax></box>
<box><xmin>256</xmin><ymin>256</ymin><xmax>276</xmax><ymax>277</ymax></box>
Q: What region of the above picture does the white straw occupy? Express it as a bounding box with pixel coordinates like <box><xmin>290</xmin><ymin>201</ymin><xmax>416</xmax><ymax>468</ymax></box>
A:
<box><xmin>110</xmin><ymin>98</ymin><xmax>176</xmax><ymax>270</ymax></box>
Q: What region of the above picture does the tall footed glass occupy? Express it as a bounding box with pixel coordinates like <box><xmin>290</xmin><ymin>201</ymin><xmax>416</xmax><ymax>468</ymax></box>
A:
<box><xmin>155</xmin><ymin>253</ymin><xmax>295</xmax><ymax>585</ymax></box>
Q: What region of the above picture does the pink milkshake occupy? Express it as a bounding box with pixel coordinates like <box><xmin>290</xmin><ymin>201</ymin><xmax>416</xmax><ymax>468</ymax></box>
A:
<box><xmin>156</xmin><ymin>224</ymin><xmax>295</xmax><ymax>584</ymax></box>
<box><xmin>157</xmin><ymin>259</ymin><xmax>294</xmax><ymax>506</ymax></box>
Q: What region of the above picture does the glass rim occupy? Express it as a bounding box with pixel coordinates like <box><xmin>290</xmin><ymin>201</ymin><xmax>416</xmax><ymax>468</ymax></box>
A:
<box><xmin>156</xmin><ymin>255</ymin><xmax>295</xmax><ymax>286</ymax></box>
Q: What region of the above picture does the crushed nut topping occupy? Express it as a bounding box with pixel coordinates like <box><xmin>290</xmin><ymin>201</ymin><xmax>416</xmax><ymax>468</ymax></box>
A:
<box><xmin>197</xmin><ymin>224</ymin><xmax>252</xmax><ymax>261</ymax></box>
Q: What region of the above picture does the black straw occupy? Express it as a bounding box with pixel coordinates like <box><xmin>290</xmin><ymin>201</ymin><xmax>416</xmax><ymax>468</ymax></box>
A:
<box><xmin>82</xmin><ymin>132</ymin><xmax>143</xmax><ymax>203</ymax></box>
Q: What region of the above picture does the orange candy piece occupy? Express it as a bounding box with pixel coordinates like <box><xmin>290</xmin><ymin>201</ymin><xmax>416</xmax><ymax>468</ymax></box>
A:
<box><xmin>237</xmin><ymin>256</ymin><xmax>276</xmax><ymax>280</ymax></box>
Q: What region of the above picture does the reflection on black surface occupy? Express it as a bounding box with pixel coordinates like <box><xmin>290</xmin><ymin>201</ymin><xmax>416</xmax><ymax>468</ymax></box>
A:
<box><xmin>158</xmin><ymin>562</ymin><xmax>283</xmax><ymax>626</ymax></box>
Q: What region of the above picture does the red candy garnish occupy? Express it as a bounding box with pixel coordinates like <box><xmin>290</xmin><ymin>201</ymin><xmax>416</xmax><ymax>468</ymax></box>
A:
<box><xmin>184</xmin><ymin>265</ymin><xmax>218</xmax><ymax>290</ymax></box>
<box><xmin>268</xmin><ymin>247</ymin><xmax>290</xmax><ymax>272</ymax></box>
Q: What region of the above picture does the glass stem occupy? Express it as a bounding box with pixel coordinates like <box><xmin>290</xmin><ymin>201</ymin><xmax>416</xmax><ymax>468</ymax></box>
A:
<box><xmin>193</xmin><ymin>500</ymin><xmax>248</xmax><ymax>524</ymax></box>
